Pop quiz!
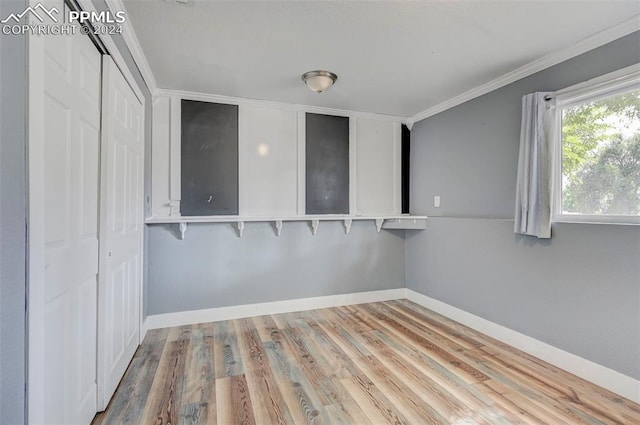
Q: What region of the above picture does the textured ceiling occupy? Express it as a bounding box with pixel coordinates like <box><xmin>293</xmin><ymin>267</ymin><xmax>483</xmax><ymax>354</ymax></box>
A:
<box><xmin>122</xmin><ymin>0</ymin><xmax>639</xmax><ymax>117</ymax></box>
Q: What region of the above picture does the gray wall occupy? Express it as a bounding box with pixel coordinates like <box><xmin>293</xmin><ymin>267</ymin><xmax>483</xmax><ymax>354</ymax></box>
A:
<box><xmin>147</xmin><ymin>222</ymin><xmax>405</xmax><ymax>314</ymax></box>
<box><xmin>0</xmin><ymin>1</ymin><xmax>27</xmax><ymax>423</ymax></box>
<box><xmin>407</xmin><ymin>31</ymin><xmax>640</xmax><ymax>379</ymax></box>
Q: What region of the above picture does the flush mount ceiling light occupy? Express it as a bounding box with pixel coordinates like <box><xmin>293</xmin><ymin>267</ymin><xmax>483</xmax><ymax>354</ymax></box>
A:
<box><xmin>301</xmin><ymin>70</ymin><xmax>338</xmax><ymax>93</ymax></box>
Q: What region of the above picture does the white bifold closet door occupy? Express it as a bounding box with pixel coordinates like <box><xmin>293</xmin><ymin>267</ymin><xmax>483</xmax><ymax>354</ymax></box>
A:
<box><xmin>97</xmin><ymin>56</ymin><xmax>144</xmax><ymax>410</ymax></box>
<box><xmin>38</xmin><ymin>12</ymin><xmax>102</xmax><ymax>425</ymax></box>
<box><xmin>32</xmin><ymin>3</ymin><xmax>144</xmax><ymax>422</ymax></box>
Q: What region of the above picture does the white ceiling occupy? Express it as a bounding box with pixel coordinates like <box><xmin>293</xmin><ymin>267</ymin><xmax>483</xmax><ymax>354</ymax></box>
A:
<box><xmin>122</xmin><ymin>0</ymin><xmax>639</xmax><ymax>117</ymax></box>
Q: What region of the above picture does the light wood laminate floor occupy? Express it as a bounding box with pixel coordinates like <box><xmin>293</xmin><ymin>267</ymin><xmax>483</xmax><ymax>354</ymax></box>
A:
<box><xmin>92</xmin><ymin>300</ymin><xmax>640</xmax><ymax>424</ymax></box>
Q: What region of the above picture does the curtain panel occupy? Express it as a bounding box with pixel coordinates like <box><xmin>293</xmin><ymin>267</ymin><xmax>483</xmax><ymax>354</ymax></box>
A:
<box><xmin>514</xmin><ymin>92</ymin><xmax>557</xmax><ymax>238</ymax></box>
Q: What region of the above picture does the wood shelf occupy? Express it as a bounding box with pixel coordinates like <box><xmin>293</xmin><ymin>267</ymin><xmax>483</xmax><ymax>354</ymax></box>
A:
<box><xmin>382</xmin><ymin>217</ymin><xmax>428</xmax><ymax>230</ymax></box>
<box><xmin>145</xmin><ymin>215</ymin><xmax>427</xmax><ymax>239</ymax></box>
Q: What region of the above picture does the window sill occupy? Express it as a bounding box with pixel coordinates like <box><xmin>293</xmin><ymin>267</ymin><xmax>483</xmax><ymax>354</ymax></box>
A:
<box><xmin>552</xmin><ymin>214</ymin><xmax>640</xmax><ymax>226</ymax></box>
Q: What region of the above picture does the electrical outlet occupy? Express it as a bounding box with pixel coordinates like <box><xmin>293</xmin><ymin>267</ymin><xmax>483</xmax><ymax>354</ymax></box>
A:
<box><xmin>434</xmin><ymin>196</ymin><xmax>441</xmax><ymax>208</ymax></box>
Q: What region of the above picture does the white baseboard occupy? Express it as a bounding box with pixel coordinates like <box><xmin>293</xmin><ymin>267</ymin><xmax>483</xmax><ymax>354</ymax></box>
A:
<box><xmin>405</xmin><ymin>289</ymin><xmax>640</xmax><ymax>403</ymax></box>
<box><xmin>142</xmin><ymin>288</ymin><xmax>406</xmax><ymax>333</ymax></box>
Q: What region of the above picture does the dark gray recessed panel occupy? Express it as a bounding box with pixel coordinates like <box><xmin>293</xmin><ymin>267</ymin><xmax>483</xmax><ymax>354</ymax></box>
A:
<box><xmin>305</xmin><ymin>113</ymin><xmax>350</xmax><ymax>214</ymax></box>
<box><xmin>181</xmin><ymin>100</ymin><xmax>238</xmax><ymax>216</ymax></box>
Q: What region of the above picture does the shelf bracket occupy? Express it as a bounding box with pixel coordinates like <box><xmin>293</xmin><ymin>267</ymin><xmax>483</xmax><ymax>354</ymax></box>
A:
<box><xmin>311</xmin><ymin>219</ymin><xmax>320</xmax><ymax>236</ymax></box>
<box><xmin>343</xmin><ymin>219</ymin><xmax>352</xmax><ymax>234</ymax></box>
<box><xmin>173</xmin><ymin>222</ymin><xmax>187</xmax><ymax>240</ymax></box>
<box><xmin>274</xmin><ymin>220</ymin><xmax>283</xmax><ymax>237</ymax></box>
<box><xmin>235</xmin><ymin>221</ymin><xmax>245</xmax><ymax>238</ymax></box>
<box><xmin>375</xmin><ymin>218</ymin><xmax>384</xmax><ymax>233</ymax></box>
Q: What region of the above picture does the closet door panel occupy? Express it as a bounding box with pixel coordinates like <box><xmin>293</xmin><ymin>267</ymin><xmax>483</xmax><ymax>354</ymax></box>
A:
<box><xmin>38</xmin><ymin>12</ymin><xmax>101</xmax><ymax>423</ymax></box>
<box><xmin>98</xmin><ymin>56</ymin><xmax>144</xmax><ymax>410</ymax></box>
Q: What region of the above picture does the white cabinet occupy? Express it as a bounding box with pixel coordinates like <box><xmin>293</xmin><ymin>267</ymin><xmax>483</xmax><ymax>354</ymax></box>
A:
<box><xmin>355</xmin><ymin>118</ymin><xmax>401</xmax><ymax>216</ymax></box>
<box><xmin>149</xmin><ymin>94</ymin><xmax>408</xmax><ymax>223</ymax></box>
<box><xmin>239</xmin><ymin>105</ymin><xmax>298</xmax><ymax>216</ymax></box>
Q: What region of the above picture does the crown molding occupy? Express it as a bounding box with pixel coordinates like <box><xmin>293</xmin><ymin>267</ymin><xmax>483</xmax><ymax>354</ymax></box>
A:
<box><xmin>105</xmin><ymin>0</ymin><xmax>159</xmax><ymax>96</ymax></box>
<box><xmin>407</xmin><ymin>15</ymin><xmax>640</xmax><ymax>128</ymax></box>
<box><xmin>159</xmin><ymin>88</ymin><xmax>410</xmax><ymax>123</ymax></box>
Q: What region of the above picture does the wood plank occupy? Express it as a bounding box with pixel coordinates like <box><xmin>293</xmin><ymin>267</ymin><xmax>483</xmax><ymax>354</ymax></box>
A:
<box><xmin>334</xmin><ymin>306</ymin><xmax>510</xmax><ymax>424</ymax></box>
<box><xmin>214</xmin><ymin>320</ymin><xmax>244</xmax><ymax>378</ymax></box>
<box><xmin>480</xmin><ymin>344</ymin><xmax>640</xmax><ymax>423</ymax></box>
<box><xmin>381</xmin><ymin>301</ymin><xmax>482</xmax><ymax>351</ymax></box>
<box><xmin>96</xmin><ymin>328</ymin><xmax>170</xmax><ymax>425</ymax></box>
<box><xmin>215</xmin><ymin>375</ymin><xmax>256</xmax><ymax>425</ymax></box>
<box><xmin>475</xmin><ymin>380</ymin><xmax>555</xmax><ymax>425</ymax></box>
<box><xmin>459</xmin><ymin>347</ymin><xmax>611</xmax><ymax>424</ymax></box>
<box><xmin>315</xmin><ymin>309</ymin><xmax>448</xmax><ymax>425</ymax></box>
<box><xmin>388</xmin><ymin>299</ymin><xmax>485</xmax><ymax>349</ymax></box>
<box><xmin>290</xmin><ymin>312</ymin><xmax>412</xmax><ymax>425</ymax></box>
<box><xmin>281</xmin><ymin>313</ymin><xmax>355</xmax><ymax>381</ymax></box>
<box><xmin>273</xmin><ymin>313</ymin><xmax>351</xmax><ymax>406</ymax></box>
<box><xmin>234</xmin><ymin>318</ymin><xmax>294</xmax><ymax>425</ymax></box>
<box><xmin>251</xmin><ymin>314</ymin><xmax>280</xmax><ymax>343</ymax></box>
<box><xmin>340</xmin><ymin>377</ymin><xmax>409</xmax><ymax>425</ymax></box>
<box><xmin>178</xmin><ymin>323</ymin><xmax>216</xmax><ymax>425</ymax></box>
<box><xmin>482</xmin><ymin>378</ymin><xmax>576</xmax><ymax>424</ymax></box>
<box><xmin>357</xmin><ymin>303</ymin><xmax>489</xmax><ymax>384</ymax></box>
<box><xmin>369</xmin><ymin>328</ymin><xmax>502</xmax><ymax>414</ymax></box>
<box><xmin>261</xmin><ymin>316</ymin><xmax>329</xmax><ymax>424</ymax></box>
<box><xmin>137</xmin><ymin>326</ymin><xmax>192</xmax><ymax>425</ymax></box>
<box><xmin>323</xmin><ymin>400</ymin><xmax>373</xmax><ymax>425</ymax></box>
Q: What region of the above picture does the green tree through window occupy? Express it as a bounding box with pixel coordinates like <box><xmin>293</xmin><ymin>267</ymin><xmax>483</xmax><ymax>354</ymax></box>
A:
<box><xmin>561</xmin><ymin>88</ymin><xmax>640</xmax><ymax>215</ymax></box>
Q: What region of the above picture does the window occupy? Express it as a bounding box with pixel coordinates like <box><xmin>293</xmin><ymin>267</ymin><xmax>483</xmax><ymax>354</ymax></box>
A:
<box><xmin>553</xmin><ymin>66</ymin><xmax>640</xmax><ymax>224</ymax></box>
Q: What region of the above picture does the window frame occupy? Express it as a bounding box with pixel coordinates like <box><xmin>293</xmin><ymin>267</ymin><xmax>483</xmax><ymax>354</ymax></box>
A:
<box><xmin>551</xmin><ymin>64</ymin><xmax>640</xmax><ymax>225</ymax></box>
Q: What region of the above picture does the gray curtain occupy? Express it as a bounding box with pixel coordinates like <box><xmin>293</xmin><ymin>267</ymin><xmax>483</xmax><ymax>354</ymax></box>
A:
<box><xmin>514</xmin><ymin>92</ymin><xmax>556</xmax><ymax>238</ymax></box>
